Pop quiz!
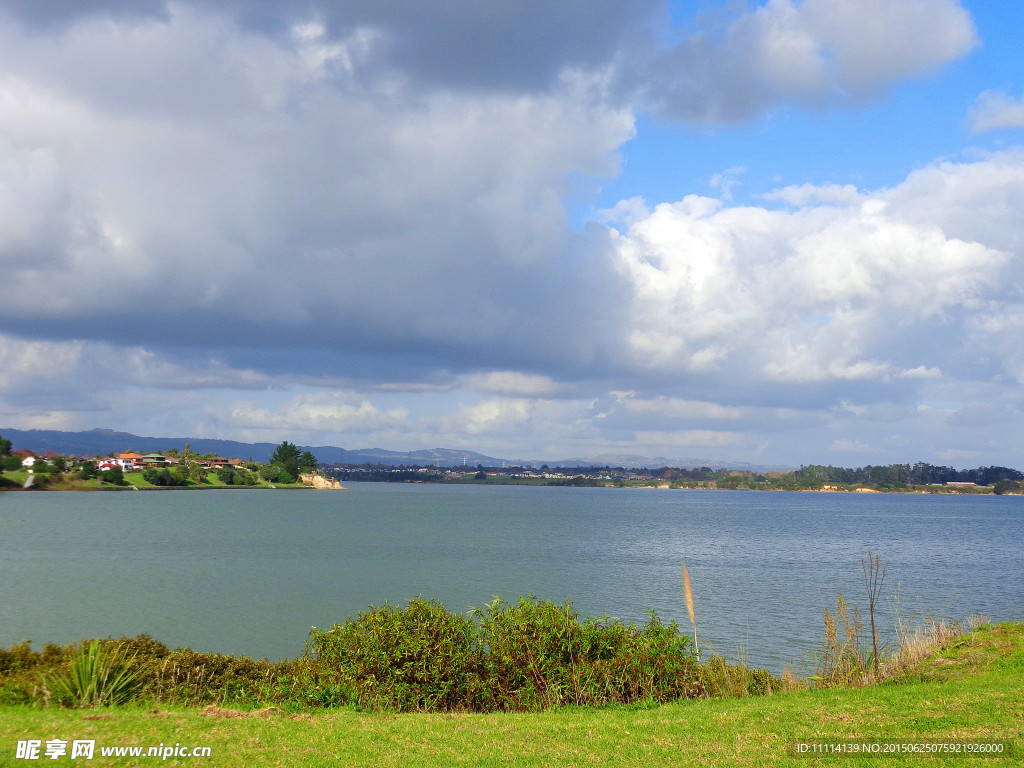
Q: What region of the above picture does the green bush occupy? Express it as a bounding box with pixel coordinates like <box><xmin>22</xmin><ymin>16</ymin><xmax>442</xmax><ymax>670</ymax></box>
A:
<box><xmin>142</xmin><ymin>467</ymin><xmax>187</xmax><ymax>486</ymax></box>
<box><xmin>474</xmin><ymin>598</ymin><xmax>704</xmax><ymax>710</ymax></box>
<box><xmin>0</xmin><ymin>599</ymin><xmax>724</xmax><ymax>713</ymax></box>
<box><xmin>43</xmin><ymin>639</ymin><xmax>144</xmax><ymax>708</ymax></box>
<box><xmin>302</xmin><ymin>598</ymin><xmax>478</xmax><ymax>711</ymax></box>
<box><xmin>300</xmin><ymin>596</ymin><xmax>705</xmax><ymax>712</ymax></box>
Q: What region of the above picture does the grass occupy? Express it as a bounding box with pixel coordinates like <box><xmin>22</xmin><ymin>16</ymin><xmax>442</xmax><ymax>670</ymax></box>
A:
<box><xmin>1</xmin><ymin>622</ymin><xmax>1020</xmax><ymax>767</ymax></box>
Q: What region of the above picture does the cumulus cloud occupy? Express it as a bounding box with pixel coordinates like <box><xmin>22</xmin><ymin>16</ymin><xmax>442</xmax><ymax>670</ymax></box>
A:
<box><xmin>603</xmin><ymin>153</ymin><xmax>1022</xmax><ymax>403</ymax></box>
<box><xmin>2</xmin><ymin>0</ymin><xmax>1019</xmax><ymax>467</ymax></box>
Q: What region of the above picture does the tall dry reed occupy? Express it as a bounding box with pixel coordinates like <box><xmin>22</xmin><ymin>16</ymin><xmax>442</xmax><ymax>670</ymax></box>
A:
<box><xmin>682</xmin><ymin>563</ymin><xmax>700</xmax><ymax>661</ymax></box>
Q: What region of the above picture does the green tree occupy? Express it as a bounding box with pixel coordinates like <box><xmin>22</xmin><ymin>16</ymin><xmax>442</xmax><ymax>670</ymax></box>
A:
<box><xmin>216</xmin><ymin>467</ymin><xmax>236</xmax><ymax>485</ymax></box>
<box><xmin>993</xmin><ymin>479</ymin><xmax>1020</xmax><ymax>495</ymax></box>
<box><xmin>0</xmin><ymin>434</ymin><xmax>11</xmax><ymax>455</ymax></box>
<box><xmin>259</xmin><ymin>464</ymin><xmax>281</xmax><ymax>482</ymax></box>
<box><xmin>103</xmin><ymin>466</ymin><xmax>125</xmax><ymax>485</ymax></box>
<box><xmin>270</xmin><ymin>441</ymin><xmax>303</xmax><ymax>480</ymax></box>
<box><xmin>299</xmin><ymin>450</ymin><xmax>318</xmax><ymax>473</ymax></box>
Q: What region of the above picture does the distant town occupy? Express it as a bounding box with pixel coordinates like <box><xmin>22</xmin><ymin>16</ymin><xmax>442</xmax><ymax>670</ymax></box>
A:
<box><xmin>0</xmin><ymin>436</ymin><xmax>340</xmax><ymax>490</ymax></box>
<box><xmin>1</xmin><ymin>430</ymin><xmax>1021</xmax><ymax>494</ymax></box>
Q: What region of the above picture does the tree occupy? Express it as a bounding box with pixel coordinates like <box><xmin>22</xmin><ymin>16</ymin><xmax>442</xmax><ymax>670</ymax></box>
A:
<box><xmin>102</xmin><ymin>466</ymin><xmax>125</xmax><ymax>485</ymax></box>
<box><xmin>270</xmin><ymin>441</ymin><xmax>303</xmax><ymax>481</ymax></box>
<box><xmin>299</xmin><ymin>450</ymin><xmax>318</xmax><ymax>473</ymax></box>
<box><xmin>993</xmin><ymin>479</ymin><xmax>1020</xmax><ymax>495</ymax></box>
<box><xmin>0</xmin><ymin>434</ymin><xmax>11</xmax><ymax>455</ymax></box>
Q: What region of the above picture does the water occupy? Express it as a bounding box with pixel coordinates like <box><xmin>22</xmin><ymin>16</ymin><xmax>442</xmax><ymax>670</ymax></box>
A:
<box><xmin>1</xmin><ymin>484</ymin><xmax>1021</xmax><ymax>672</ymax></box>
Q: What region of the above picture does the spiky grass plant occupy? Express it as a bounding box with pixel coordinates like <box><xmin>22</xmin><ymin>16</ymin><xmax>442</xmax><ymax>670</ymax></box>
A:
<box><xmin>43</xmin><ymin>640</ymin><xmax>142</xmax><ymax>708</ymax></box>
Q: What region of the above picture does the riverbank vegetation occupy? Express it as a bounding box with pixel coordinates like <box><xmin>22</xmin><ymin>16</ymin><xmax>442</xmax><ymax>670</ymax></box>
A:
<box><xmin>329</xmin><ymin>460</ymin><xmax>1024</xmax><ymax>494</ymax></box>
<box><xmin>0</xmin><ymin>595</ymin><xmax>1005</xmax><ymax>714</ymax></box>
<box><xmin>1</xmin><ymin>618</ymin><xmax>1020</xmax><ymax>766</ymax></box>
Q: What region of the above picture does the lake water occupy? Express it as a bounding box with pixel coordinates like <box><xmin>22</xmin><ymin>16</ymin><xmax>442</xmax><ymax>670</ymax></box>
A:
<box><xmin>1</xmin><ymin>484</ymin><xmax>1021</xmax><ymax>672</ymax></box>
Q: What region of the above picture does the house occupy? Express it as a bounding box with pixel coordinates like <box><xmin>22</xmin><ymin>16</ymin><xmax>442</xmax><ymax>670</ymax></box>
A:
<box><xmin>140</xmin><ymin>453</ymin><xmax>167</xmax><ymax>466</ymax></box>
<box><xmin>203</xmin><ymin>456</ymin><xmax>243</xmax><ymax>469</ymax></box>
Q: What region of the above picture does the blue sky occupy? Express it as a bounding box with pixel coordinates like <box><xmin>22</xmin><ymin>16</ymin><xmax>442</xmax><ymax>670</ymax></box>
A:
<box><xmin>2</xmin><ymin>0</ymin><xmax>1024</xmax><ymax>468</ymax></box>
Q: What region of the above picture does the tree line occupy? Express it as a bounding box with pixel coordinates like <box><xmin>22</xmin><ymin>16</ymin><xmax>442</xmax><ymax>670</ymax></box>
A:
<box><xmin>791</xmin><ymin>462</ymin><xmax>1023</xmax><ymax>488</ymax></box>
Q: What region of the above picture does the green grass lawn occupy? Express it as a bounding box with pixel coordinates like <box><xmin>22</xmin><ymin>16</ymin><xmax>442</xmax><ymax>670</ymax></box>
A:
<box><xmin>2</xmin><ymin>624</ymin><xmax>1021</xmax><ymax>767</ymax></box>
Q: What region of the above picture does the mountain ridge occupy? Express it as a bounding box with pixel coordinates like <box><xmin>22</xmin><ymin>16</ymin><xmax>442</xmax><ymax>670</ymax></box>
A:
<box><xmin>0</xmin><ymin>427</ymin><xmax>789</xmax><ymax>471</ymax></box>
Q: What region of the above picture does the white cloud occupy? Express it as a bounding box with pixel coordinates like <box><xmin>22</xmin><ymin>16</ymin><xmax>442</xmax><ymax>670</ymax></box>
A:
<box><xmin>465</xmin><ymin>371</ymin><xmax>561</xmax><ymax>398</ymax></box>
<box><xmin>219</xmin><ymin>393</ymin><xmax>410</xmax><ymax>434</ymax></box>
<box><xmin>764</xmin><ymin>183</ymin><xmax>862</xmax><ymax>207</ymax></box>
<box><xmin>606</xmin><ymin>152</ymin><xmax>1016</xmax><ymax>390</ymax></box>
<box><xmin>969</xmin><ymin>90</ymin><xmax>1024</xmax><ymax>134</ymax></box>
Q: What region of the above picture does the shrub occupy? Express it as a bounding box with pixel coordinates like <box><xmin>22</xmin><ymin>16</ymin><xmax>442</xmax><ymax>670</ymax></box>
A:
<box><xmin>43</xmin><ymin>640</ymin><xmax>144</xmax><ymax>708</ymax></box>
<box><xmin>101</xmin><ymin>466</ymin><xmax>125</xmax><ymax>485</ymax></box>
<box><xmin>302</xmin><ymin>598</ymin><xmax>478</xmax><ymax>711</ymax></box>
<box><xmin>141</xmin><ymin>468</ymin><xmax>187</xmax><ymax>486</ymax></box>
<box><xmin>474</xmin><ymin>598</ymin><xmax>704</xmax><ymax>710</ymax></box>
<box><xmin>299</xmin><ymin>596</ymin><xmax>705</xmax><ymax>712</ymax></box>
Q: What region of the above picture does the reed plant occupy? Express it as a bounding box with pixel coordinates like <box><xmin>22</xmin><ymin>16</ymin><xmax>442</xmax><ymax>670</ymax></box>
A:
<box><xmin>681</xmin><ymin>563</ymin><xmax>699</xmax><ymax>661</ymax></box>
<box><xmin>811</xmin><ymin>593</ymin><xmax>867</xmax><ymax>688</ymax></box>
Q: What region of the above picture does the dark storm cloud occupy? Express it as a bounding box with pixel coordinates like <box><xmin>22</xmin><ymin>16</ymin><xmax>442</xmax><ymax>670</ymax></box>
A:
<box><xmin>0</xmin><ymin>0</ymin><xmax>168</xmax><ymax>28</ymax></box>
<box><xmin>3</xmin><ymin>0</ymin><xmax>661</xmax><ymax>93</ymax></box>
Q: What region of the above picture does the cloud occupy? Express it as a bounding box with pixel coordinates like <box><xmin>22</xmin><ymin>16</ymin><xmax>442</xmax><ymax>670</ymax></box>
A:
<box><xmin>969</xmin><ymin>90</ymin><xmax>1024</xmax><ymax>133</ymax></box>
<box><xmin>215</xmin><ymin>392</ymin><xmax>410</xmax><ymax>435</ymax></box>
<box><xmin>2</xmin><ymin>0</ymin><xmax>1020</xmax><ymax>468</ymax></box>
<box><xmin>464</xmin><ymin>371</ymin><xmax>561</xmax><ymax>398</ymax></box>
<box><xmin>603</xmin><ymin>153</ymin><xmax>1021</xmax><ymax>403</ymax></box>
<box><xmin>0</xmin><ymin>2</ymin><xmax>635</xmax><ymax>370</ymax></box>
<box><xmin>621</xmin><ymin>396</ymin><xmax>745</xmax><ymax>421</ymax></box>
<box><xmin>763</xmin><ymin>183</ymin><xmax>863</xmax><ymax>207</ymax></box>
<box><xmin>633</xmin><ymin>430</ymin><xmax>739</xmax><ymax>449</ymax></box>
<box><xmin>629</xmin><ymin>0</ymin><xmax>976</xmax><ymax>122</ymax></box>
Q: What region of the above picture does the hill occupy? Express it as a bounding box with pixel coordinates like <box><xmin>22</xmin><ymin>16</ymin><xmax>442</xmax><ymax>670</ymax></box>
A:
<box><xmin>0</xmin><ymin>427</ymin><xmax>788</xmax><ymax>470</ymax></box>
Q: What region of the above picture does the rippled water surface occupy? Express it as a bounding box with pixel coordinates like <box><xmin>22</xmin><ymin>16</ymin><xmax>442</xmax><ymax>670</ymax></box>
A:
<box><xmin>2</xmin><ymin>484</ymin><xmax>1021</xmax><ymax>671</ymax></box>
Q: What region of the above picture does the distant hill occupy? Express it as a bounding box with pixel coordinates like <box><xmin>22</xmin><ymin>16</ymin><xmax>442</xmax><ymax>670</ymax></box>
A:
<box><xmin>0</xmin><ymin>428</ymin><xmax>504</xmax><ymax>467</ymax></box>
<box><xmin>0</xmin><ymin>427</ymin><xmax>790</xmax><ymax>471</ymax></box>
<box><xmin>0</xmin><ymin>428</ymin><xmax>283</xmax><ymax>463</ymax></box>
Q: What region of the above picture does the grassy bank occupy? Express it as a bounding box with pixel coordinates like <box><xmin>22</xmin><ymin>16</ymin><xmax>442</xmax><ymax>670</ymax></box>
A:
<box><xmin>1</xmin><ymin>622</ymin><xmax>1020</xmax><ymax>767</ymax></box>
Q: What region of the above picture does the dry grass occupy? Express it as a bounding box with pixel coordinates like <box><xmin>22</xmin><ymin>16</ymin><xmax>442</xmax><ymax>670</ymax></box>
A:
<box><xmin>875</xmin><ymin>615</ymin><xmax>974</xmax><ymax>680</ymax></box>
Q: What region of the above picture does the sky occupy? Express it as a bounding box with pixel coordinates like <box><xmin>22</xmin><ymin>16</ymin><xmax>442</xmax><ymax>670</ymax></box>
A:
<box><xmin>2</xmin><ymin>0</ymin><xmax>1024</xmax><ymax>468</ymax></box>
